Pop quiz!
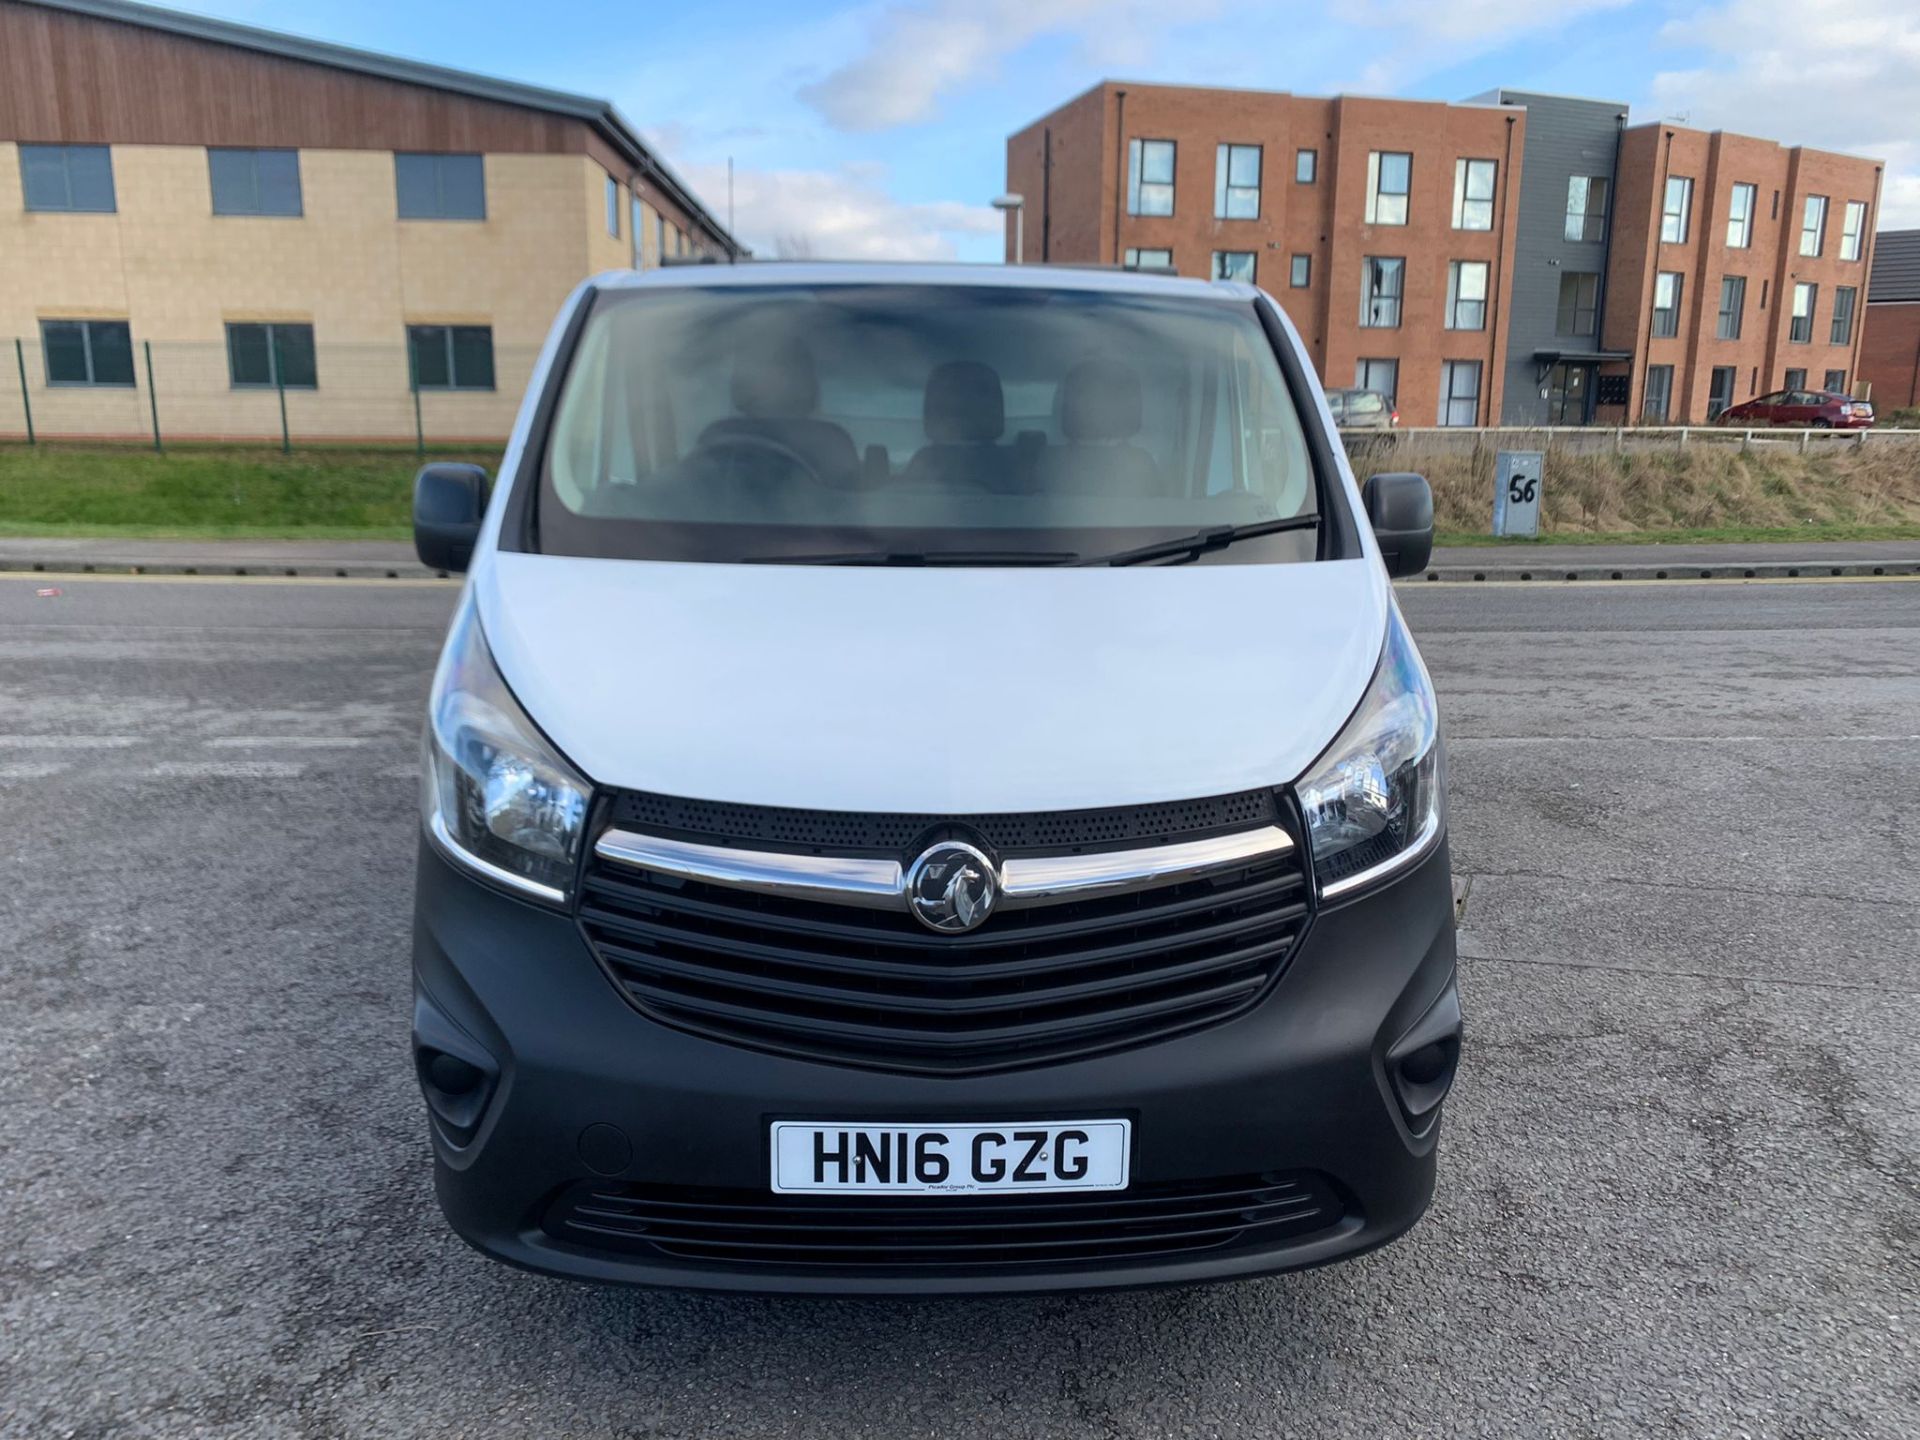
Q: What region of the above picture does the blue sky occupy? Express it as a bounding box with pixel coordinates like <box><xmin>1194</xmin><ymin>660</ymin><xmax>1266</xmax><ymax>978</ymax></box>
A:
<box><xmin>180</xmin><ymin>0</ymin><xmax>1920</xmax><ymax>256</ymax></box>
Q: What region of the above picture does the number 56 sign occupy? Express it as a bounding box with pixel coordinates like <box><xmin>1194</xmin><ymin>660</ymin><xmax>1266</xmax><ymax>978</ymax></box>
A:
<box><xmin>1493</xmin><ymin>450</ymin><xmax>1544</xmax><ymax>537</ymax></box>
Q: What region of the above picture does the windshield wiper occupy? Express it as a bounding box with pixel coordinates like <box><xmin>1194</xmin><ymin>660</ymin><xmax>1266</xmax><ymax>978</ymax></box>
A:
<box><xmin>741</xmin><ymin>549</ymin><xmax>1081</xmax><ymax>567</ymax></box>
<box><xmin>1075</xmin><ymin>514</ymin><xmax>1321</xmax><ymax>567</ymax></box>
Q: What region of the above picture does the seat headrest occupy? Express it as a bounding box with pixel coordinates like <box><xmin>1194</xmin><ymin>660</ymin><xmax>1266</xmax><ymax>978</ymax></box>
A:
<box><xmin>1059</xmin><ymin>358</ymin><xmax>1143</xmax><ymax>442</ymax></box>
<box><xmin>731</xmin><ymin>338</ymin><xmax>820</xmax><ymax>418</ymax></box>
<box><xmin>924</xmin><ymin>361</ymin><xmax>1005</xmax><ymax>443</ymax></box>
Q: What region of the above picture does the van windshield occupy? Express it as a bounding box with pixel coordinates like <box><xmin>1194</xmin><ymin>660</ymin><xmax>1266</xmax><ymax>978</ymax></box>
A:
<box><xmin>534</xmin><ymin>284</ymin><xmax>1322</xmax><ymax>565</ymax></box>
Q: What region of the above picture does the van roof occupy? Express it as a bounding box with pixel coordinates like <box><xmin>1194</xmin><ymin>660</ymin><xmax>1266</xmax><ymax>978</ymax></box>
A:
<box><xmin>595</xmin><ymin>261</ymin><xmax>1258</xmax><ymax>303</ymax></box>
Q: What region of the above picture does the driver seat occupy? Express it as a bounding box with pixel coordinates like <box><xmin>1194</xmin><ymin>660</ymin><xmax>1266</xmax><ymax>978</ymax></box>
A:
<box><xmin>699</xmin><ymin>339</ymin><xmax>858</xmax><ymax>486</ymax></box>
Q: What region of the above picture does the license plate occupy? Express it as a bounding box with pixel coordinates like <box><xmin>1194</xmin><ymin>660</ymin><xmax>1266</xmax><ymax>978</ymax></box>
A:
<box><xmin>770</xmin><ymin>1119</ymin><xmax>1131</xmax><ymax>1195</ymax></box>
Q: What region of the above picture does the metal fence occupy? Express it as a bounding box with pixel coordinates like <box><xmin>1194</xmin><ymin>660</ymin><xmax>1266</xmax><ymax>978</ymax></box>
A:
<box><xmin>1339</xmin><ymin>423</ymin><xmax>1920</xmax><ymax>457</ymax></box>
<box><xmin>0</xmin><ymin>337</ymin><xmax>540</xmax><ymax>451</ymax></box>
<box><xmin>7</xmin><ymin>341</ymin><xmax>1918</xmax><ymax>459</ymax></box>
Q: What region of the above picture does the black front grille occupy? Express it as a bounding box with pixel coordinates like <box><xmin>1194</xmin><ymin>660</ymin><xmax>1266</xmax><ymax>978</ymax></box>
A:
<box><xmin>604</xmin><ymin>787</ymin><xmax>1282</xmax><ymax>857</ymax></box>
<box><xmin>577</xmin><ymin>820</ymin><xmax>1312</xmax><ymax>1073</ymax></box>
<box><xmin>545</xmin><ymin>1173</ymin><xmax>1346</xmax><ymax>1271</ymax></box>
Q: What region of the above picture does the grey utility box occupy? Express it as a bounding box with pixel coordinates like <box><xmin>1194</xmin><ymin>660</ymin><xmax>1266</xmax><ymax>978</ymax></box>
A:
<box><xmin>1492</xmin><ymin>450</ymin><xmax>1544</xmax><ymax>538</ymax></box>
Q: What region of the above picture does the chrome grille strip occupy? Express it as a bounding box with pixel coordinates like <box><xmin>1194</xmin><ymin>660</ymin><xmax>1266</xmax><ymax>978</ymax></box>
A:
<box><xmin>999</xmin><ymin>827</ymin><xmax>1295</xmax><ymax>907</ymax></box>
<box><xmin>592</xmin><ymin>824</ymin><xmax>1295</xmax><ymax>913</ymax></box>
<box><xmin>593</xmin><ymin>831</ymin><xmax>905</xmax><ymax>909</ymax></box>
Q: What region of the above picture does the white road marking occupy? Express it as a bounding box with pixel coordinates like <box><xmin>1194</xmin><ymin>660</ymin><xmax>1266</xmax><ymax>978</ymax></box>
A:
<box><xmin>148</xmin><ymin>760</ymin><xmax>307</xmax><ymax>779</ymax></box>
<box><xmin>0</xmin><ymin>761</ymin><xmax>70</xmax><ymax>780</ymax></box>
<box><xmin>203</xmin><ymin>736</ymin><xmax>382</xmax><ymax>749</ymax></box>
<box><xmin>0</xmin><ymin>734</ymin><xmax>141</xmax><ymax>749</ymax></box>
<box><xmin>1451</xmin><ymin>734</ymin><xmax>1920</xmax><ymax>745</ymax></box>
<box><xmin>1397</xmin><ymin>572</ymin><xmax>1920</xmax><ymax>589</ymax></box>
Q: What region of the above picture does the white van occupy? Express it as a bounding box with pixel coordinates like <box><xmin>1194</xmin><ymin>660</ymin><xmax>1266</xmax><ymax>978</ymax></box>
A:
<box><xmin>410</xmin><ymin>262</ymin><xmax>1457</xmax><ymax>1294</ymax></box>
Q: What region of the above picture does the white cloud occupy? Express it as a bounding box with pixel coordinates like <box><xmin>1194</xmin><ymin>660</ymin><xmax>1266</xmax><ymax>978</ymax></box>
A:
<box><xmin>1332</xmin><ymin>0</ymin><xmax>1636</xmax><ymax>91</ymax></box>
<box><xmin>1649</xmin><ymin>0</ymin><xmax>1920</xmax><ymax>226</ymax></box>
<box><xmin>682</xmin><ymin>162</ymin><xmax>1000</xmax><ymax>260</ymax></box>
<box><xmin>797</xmin><ymin>0</ymin><xmax>1643</xmax><ymax>132</ymax></box>
<box><xmin>798</xmin><ymin>0</ymin><xmax>1217</xmax><ymax>132</ymax></box>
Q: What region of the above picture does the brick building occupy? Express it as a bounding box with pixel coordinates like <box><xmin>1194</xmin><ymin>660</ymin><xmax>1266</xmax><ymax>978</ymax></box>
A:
<box><xmin>1007</xmin><ymin>82</ymin><xmax>1882</xmax><ymax>427</ymax></box>
<box><xmin>1006</xmin><ymin>83</ymin><xmax>1523</xmax><ymax>426</ymax></box>
<box><xmin>1605</xmin><ymin>124</ymin><xmax>1880</xmax><ymax>423</ymax></box>
<box><xmin>0</xmin><ymin>0</ymin><xmax>740</xmax><ymax>443</ymax></box>
<box><xmin>1859</xmin><ymin>230</ymin><xmax>1920</xmax><ymax>410</ymax></box>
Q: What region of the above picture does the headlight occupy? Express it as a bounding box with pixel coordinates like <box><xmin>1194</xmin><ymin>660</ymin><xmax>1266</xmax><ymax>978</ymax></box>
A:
<box><xmin>1296</xmin><ymin>604</ymin><xmax>1443</xmax><ymax>895</ymax></box>
<box><xmin>423</xmin><ymin>598</ymin><xmax>590</xmax><ymax>903</ymax></box>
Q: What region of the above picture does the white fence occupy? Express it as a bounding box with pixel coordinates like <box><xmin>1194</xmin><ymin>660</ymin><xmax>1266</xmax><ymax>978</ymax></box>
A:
<box><xmin>1339</xmin><ymin>424</ymin><xmax>1920</xmax><ymax>455</ymax></box>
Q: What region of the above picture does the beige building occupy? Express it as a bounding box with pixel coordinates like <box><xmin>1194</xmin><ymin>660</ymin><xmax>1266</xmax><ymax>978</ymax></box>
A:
<box><xmin>0</xmin><ymin>0</ymin><xmax>742</xmax><ymax>444</ymax></box>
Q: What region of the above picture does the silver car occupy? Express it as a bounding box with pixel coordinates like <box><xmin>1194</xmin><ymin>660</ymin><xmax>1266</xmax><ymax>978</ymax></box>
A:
<box><xmin>1326</xmin><ymin>387</ymin><xmax>1397</xmax><ymax>430</ymax></box>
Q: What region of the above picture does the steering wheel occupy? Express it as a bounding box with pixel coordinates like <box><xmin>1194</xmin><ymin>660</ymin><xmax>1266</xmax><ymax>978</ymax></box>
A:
<box><xmin>693</xmin><ymin>431</ymin><xmax>827</xmax><ymax>489</ymax></box>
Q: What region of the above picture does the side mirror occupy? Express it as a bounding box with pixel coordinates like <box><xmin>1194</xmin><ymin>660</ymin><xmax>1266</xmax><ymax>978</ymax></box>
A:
<box><xmin>413</xmin><ymin>463</ymin><xmax>491</xmax><ymax>573</ymax></box>
<box><xmin>1362</xmin><ymin>472</ymin><xmax>1433</xmax><ymax>579</ymax></box>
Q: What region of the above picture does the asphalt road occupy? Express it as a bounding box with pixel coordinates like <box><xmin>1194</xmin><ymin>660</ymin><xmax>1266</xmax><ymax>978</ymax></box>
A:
<box><xmin>2</xmin><ymin>573</ymin><xmax>1916</xmax><ymax>1439</ymax></box>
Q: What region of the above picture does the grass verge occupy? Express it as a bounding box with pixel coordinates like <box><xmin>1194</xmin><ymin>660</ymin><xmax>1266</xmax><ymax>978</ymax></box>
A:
<box><xmin>1363</xmin><ymin>433</ymin><xmax>1920</xmax><ymax>540</ymax></box>
<box><xmin>0</xmin><ymin>444</ymin><xmax>502</xmax><ymax>540</ymax></box>
<box><xmin>4</xmin><ymin>435</ymin><xmax>1919</xmax><ymax>545</ymax></box>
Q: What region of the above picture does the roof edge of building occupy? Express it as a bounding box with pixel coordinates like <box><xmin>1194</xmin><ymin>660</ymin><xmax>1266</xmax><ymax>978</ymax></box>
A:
<box><xmin>17</xmin><ymin>0</ymin><xmax>745</xmax><ymax>255</ymax></box>
<box><xmin>1618</xmin><ymin>116</ymin><xmax>1884</xmax><ymax>167</ymax></box>
<box><xmin>1006</xmin><ymin>77</ymin><xmax>1538</xmax><ymax>142</ymax></box>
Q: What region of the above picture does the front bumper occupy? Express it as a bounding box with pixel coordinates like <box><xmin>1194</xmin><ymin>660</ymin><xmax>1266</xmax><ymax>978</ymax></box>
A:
<box><xmin>411</xmin><ymin>833</ymin><xmax>1460</xmax><ymax>1295</ymax></box>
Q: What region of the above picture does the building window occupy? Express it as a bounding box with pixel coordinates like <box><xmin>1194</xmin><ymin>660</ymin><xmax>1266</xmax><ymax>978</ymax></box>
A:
<box><xmin>407</xmin><ymin>324</ymin><xmax>495</xmax><ymax>390</ymax></box>
<box><xmin>1661</xmin><ymin>175</ymin><xmax>1692</xmax><ymax>244</ymax></box>
<box><xmin>1799</xmin><ymin>195</ymin><xmax>1827</xmax><ymax>257</ymax></box>
<box><xmin>606</xmin><ymin>175</ymin><xmax>621</xmax><ymax>237</ymax></box>
<box><xmin>1643</xmin><ymin>364</ymin><xmax>1673</xmax><ymax>422</ymax></box>
<box><xmin>1830</xmin><ymin>286</ymin><xmax>1856</xmax><ymax>346</ymax></box>
<box><xmin>1790</xmin><ymin>282</ymin><xmax>1816</xmax><ymax>343</ymax></box>
<box><xmin>1784</xmin><ymin>367</ymin><xmax>1806</xmax><ymax>391</ymax></box>
<box><xmin>208</xmin><ymin>148</ymin><xmax>301</xmax><ymax>216</ymax></box>
<box><xmin>395</xmin><ymin>153</ymin><xmax>486</xmax><ymax>220</ymax></box>
<box><xmin>631</xmin><ymin>196</ymin><xmax>645</xmax><ymax>267</ymax></box>
<box><xmin>1445</xmin><ymin>260</ymin><xmax>1488</xmax><ymax>330</ymax></box>
<box><xmin>41</xmin><ymin>319</ymin><xmax>134</xmax><ymax>386</ymax></box>
<box><xmin>1717</xmin><ymin>276</ymin><xmax>1745</xmax><ymax>340</ymax></box>
<box><xmin>1354</xmin><ymin>358</ymin><xmax>1398</xmax><ymax>404</ymax></box>
<box><xmin>1127</xmin><ymin>139</ymin><xmax>1176</xmax><ymax>216</ymax></box>
<box><xmin>19</xmin><ymin>144</ymin><xmax>116</xmax><ymax>213</ymax></box>
<box><xmin>1295</xmin><ymin>149</ymin><xmax>1317</xmax><ymax>183</ymax></box>
<box><xmin>1452</xmin><ymin>159</ymin><xmax>1495</xmax><ymax>231</ymax></box>
<box><xmin>1289</xmin><ymin>254</ymin><xmax>1311</xmax><ymax>287</ymax></box>
<box><xmin>1556</xmin><ymin>273</ymin><xmax>1599</xmax><ymax>336</ymax></box>
<box><xmin>1707</xmin><ymin>366</ymin><xmax>1736</xmax><ymax>419</ymax></box>
<box><xmin>1360</xmin><ymin>256</ymin><xmax>1404</xmax><ymax>327</ymax></box>
<box><xmin>1123</xmin><ymin>247</ymin><xmax>1172</xmax><ymax>270</ymax></box>
<box><xmin>225</xmin><ymin>322</ymin><xmax>316</xmax><ymax>389</ymax></box>
<box><xmin>1437</xmin><ymin>361</ymin><xmax>1481</xmax><ymax>427</ymax></box>
<box><xmin>1840</xmin><ymin>201</ymin><xmax>1867</xmax><ymax>262</ymax></box>
<box><xmin>1212</xmin><ymin>251</ymin><xmax>1255</xmax><ymax>283</ymax></box>
<box><xmin>1214</xmin><ymin>144</ymin><xmax>1261</xmax><ymax>219</ymax></box>
<box><xmin>1565</xmin><ymin>176</ymin><xmax>1608</xmax><ymax>242</ymax></box>
<box><xmin>1822</xmin><ymin>369</ymin><xmax>1847</xmax><ymax>393</ymax></box>
<box><xmin>1727</xmin><ymin>182</ymin><xmax>1756</xmax><ymax>248</ymax></box>
<box><xmin>1365</xmin><ymin>152</ymin><xmax>1411</xmax><ymax>225</ymax></box>
<box><xmin>1652</xmin><ymin>272</ymin><xmax>1683</xmax><ymax>338</ymax></box>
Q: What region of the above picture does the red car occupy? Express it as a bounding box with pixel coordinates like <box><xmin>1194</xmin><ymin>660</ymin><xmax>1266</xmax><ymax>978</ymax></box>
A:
<box><xmin>1717</xmin><ymin>389</ymin><xmax>1875</xmax><ymax>429</ymax></box>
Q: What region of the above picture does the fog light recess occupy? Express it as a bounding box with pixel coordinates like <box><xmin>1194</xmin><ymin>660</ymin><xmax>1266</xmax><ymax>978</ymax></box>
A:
<box><xmin>1385</xmin><ymin>982</ymin><xmax>1463</xmax><ymax>1134</ymax></box>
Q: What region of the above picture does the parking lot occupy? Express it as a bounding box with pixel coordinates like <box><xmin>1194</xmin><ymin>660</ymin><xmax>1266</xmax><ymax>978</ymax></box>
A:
<box><xmin>2</xmin><ymin>572</ymin><xmax>1916</xmax><ymax>1439</ymax></box>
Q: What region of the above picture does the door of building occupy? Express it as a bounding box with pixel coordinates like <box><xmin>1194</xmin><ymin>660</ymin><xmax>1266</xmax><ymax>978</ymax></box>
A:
<box><xmin>1546</xmin><ymin>363</ymin><xmax>1590</xmax><ymax>424</ymax></box>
